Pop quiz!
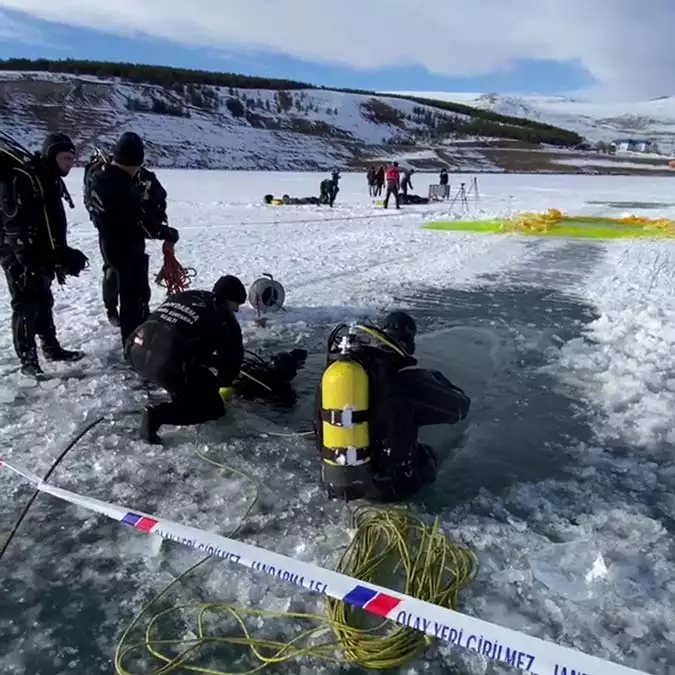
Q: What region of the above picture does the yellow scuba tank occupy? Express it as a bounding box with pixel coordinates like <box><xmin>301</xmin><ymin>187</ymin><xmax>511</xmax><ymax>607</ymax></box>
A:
<box><xmin>320</xmin><ymin>331</ymin><xmax>372</xmax><ymax>500</ymax></box>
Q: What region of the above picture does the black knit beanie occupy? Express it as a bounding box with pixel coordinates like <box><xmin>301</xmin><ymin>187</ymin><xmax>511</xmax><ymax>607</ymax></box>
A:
<box><xmin>41</xmin><ymin>133</ymin><xmax>76</xmax><ymax>161</ymax></box>
<box><xmin>212</xmin><ymin>275</ymin><xmax>247</xmax><ymax>305</ymax></box>
<box><xmin>113</xmin><ymin>131</ymin><xmax>145</xmax><ymax>167</ymax></box>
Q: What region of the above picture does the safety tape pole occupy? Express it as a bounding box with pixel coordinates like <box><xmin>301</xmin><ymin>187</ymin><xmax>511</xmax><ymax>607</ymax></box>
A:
<box><xmin>0</xmin><ymin>458</ymin><xmax>652</xmax><ymax>675</ymax></box>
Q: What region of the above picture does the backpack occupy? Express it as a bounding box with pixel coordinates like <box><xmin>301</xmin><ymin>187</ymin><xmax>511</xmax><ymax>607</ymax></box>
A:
<box><xmin>0</xmin><ymin>132</ymin><xmax>40</xmax><ymax>234</ymax></box>
<box><xmin>82</xmin><ymin>148</ymin><xmax>109</xmax><ymax>217</ymax></box>
<box><xmin>0</xmin><ymin>132</ymin><xmax>38</xmax><ymax>192</ymax></box>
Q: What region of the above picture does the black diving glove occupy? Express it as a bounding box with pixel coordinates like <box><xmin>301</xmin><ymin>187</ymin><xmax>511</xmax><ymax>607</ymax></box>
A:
<box><xmin>270</xmin><ymin>349</ymin><xmax>307</xmax><ymax>382</ymax></box>
<box><xmin>58</xmin><ymin>247</ymin><xmax>89</xmax><ymax>277</ymax></box>
<box><xmin>159</xmin><ymin>225</ymin><xmax>179</xmax><ymax>244</ymax></box>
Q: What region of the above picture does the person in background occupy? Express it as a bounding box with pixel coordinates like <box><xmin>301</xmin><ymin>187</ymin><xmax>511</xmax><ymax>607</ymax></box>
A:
<box><xmin>374</xmin><ymin>166</ymin><xmax>385</xmax><ymax>196</ymax></box>
<box><xmin>400</xmin><ymin>168</ymin><xmax>414</xmax><ymax>196</ymax></box>
<box><xmin>383</xmin><ymin>161</ymin><xmax>400</xmax><ymax>209</ymax></box>
<box><xmin>126</xmin><ymin>275</ymin><xmax>247</xmax><ymax>444</ymax></box>
<box><xmin>319</xmin><ymin>169</ymin><xmax>341</xmax><ymax>207</ymax></box>
<box><xmin>85</xmin><ymin>131</ymin><xmax>179</xmax><ymax>348</ymax></box>
<box><xmin>439</xmin><ymin>168</ymin><xmax>449</xmax><ymax>199</ymax></box>
<box><xmin>0</xmin><ymin>132</ymin><xmax>88</xmax><ymax>378</ymax></box>
<box><xmin>367</xmin><ymin>166</ymin><xmax>376</xmax><ymax>196</ymax></box>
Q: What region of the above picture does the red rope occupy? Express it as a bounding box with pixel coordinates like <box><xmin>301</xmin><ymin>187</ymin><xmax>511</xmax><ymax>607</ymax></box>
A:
<box><xmin>154</xmin><ymin>241</ymin><xmax>197</xmax><ymax>295</ymax></box>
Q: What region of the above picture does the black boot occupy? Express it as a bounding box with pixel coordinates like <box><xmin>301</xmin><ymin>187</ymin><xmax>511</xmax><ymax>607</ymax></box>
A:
<box><xmin>42</xmin><ymin>342</ymin><xmax>85</xmax><ymax>362</ymax></box>
<box><xmin>140</xmin><ymin>406</ymin><xmax>163</xmax><ymax>444</ymax></box>
<box><xmin>106</xmin><ymin>307</ymin><xmax>120</xmax><ymax>327</ymax></box>
<box><xmin>12</xmin><ymin>314</ymin><xmax>45</xmax><ymax>379</ymax></box>
<box><xmin>20</xmin><ymin>359</ymin><xmax>46</xmax><ymax>379</ymax></box>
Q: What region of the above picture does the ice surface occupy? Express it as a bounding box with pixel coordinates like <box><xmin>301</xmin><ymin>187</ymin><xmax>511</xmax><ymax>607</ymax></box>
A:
<box><xmin>529</xmin><ymin>540</ymin><xmax>610</xmax><ymax>602</ymax></box>
<box><xmin>1</xmin><ymin>170</ymin><xmax>675</xmax><ymax>674</ymax></box>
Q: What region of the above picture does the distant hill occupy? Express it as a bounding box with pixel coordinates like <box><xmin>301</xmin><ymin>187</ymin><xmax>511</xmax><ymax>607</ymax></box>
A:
<box><xmin>1</xmin><ymin>58</ymin><xmax>591</xmax><ymax>172</ymax></box>
<box><xmin>2</xmin><ymin>59</ymin><xmax>672</xmax><ymax>174</ymax></box>
<box><xmin>391</xmin><ymin>90</ymin><xmax>675</xmax><ymax>152</ymax></box>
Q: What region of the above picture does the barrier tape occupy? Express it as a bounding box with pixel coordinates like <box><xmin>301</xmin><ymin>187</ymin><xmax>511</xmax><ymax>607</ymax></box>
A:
<box><xmin>0</xmin><ymin>458</ymin><xmax>651</xmax><ymax>675</ymax></box>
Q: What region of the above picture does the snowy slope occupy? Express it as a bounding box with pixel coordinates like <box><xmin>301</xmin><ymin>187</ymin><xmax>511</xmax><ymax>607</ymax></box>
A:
<box><xmin>0</xmin><ymin>70</ymin><xmax>498</xmax><ymax>171</ymax></box>
<box><xmin>392</xmin><ymin>91</ymin><xmax>675</xmax><ymax>150</ymax></box>
<box><xmin>1</xmin><ymin>171</ymin><xmax>675</xmax><ymax>674</ymax></box>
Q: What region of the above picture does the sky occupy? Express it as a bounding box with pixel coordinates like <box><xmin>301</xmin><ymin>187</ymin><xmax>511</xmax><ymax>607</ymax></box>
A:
<box><xmin>0</xmin><ymin>1</ymin><xmax>673</xmax><ymax>101</ymax></box>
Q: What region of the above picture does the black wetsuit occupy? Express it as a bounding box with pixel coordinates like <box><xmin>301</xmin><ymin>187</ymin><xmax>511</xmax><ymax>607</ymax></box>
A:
<box><xmin>96</xmin><ymin>166</ymin><xmax>168</xmax><ymax>323</ymax></box>
<box><xmin>0</xmin><ymin>153</ymin><xmax>83</xmax><ymax>372</ymax></box>
<box><xmin>87</xmin><ymin>163</ymin><xmax>177</xmax><ymax>346</ymax></box>
<box><xmin>315</xmin><ymin>344</ymin><xmax>470</xmax><ymax>502</ymax></box>
<box><xmin>235</xmin><ymin>348</ymin><xmax>308</xmax><ymax>407</ymax></box>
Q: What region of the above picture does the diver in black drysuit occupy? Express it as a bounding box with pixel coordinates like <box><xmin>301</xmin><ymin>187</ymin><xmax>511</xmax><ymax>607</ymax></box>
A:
<box><xmin>89</xmin><ymin>163</ymin><xmax>169</xmax><ymax>327</ymax></box>
<box><xmin>399</xmin><ymin>194</ymin><xmax>429</xmax><ymax>205</ymax></box>
<box><xmin>315</xmin><ymin>311</ymin><xmax>470</xmax><ymax>502</ymax></box>
<box><xmin>235</xmin><ymin>348</ymin><xmax>308</xmax><ymax>407</ymax></box>
<box><xmin>86</xmin><ymin>132</ymin><xmax>179</xmax><ymax>347</ymax></box>
<box><xmin>0</xmin><ymin>132</ymin><xmax>88</xmax><ymax>378</ymax></box>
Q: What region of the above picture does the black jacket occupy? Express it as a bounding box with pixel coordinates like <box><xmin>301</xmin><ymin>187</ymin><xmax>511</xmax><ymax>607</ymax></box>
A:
<box><xmin>87</xmin><ymin>163</ymin><xmax>171</xmax><ymax>258</ymax></box>
<box><xmin>127</xmin><ymin>289</ymin><xmax>243</xmax><ymax>387</ymax></box>
<box><xmin>0</xmin><ymin>157</ymin><xmax>69</xmax><ymax>270</ymax></box>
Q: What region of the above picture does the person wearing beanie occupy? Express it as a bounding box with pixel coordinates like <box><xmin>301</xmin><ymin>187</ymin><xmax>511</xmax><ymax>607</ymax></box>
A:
<box><xmin>0</xmin><ymin>131</ymin><xmax>85</xmax><ymax>379</ymax></box>
<box><xmin>125</xmin><ymin>276</ymin><xmax>247</xmax><ymax>444</ymax></box>
<box><xmin>83</xmin><ymin>144</ymin><xmax>170</xmax><ymax>328</ymax></box>
<box><xmin>113</xmin><ymin>131</ymin><xmax>145</xmax><ymax>168</ymax></box>
<box><xmin>84</xmin><ymin>130</ymin><xmax>179</xmax><ymax>347</ymax></box>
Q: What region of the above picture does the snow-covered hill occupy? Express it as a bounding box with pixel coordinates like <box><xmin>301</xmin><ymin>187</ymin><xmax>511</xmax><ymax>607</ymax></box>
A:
<box><xmin>4</xmin><ymin>69</ymin><xmax>674</xmax><ymax>174</ymax></box>
<box><xmin>0</xmin><ymin>70</ymin><xmax>502</xmax><ymax>171</ymax></box>
<box><xmin>392</xmin><ymin>91</ymin><xmax>675</xmax><ymax>152</ymax></box>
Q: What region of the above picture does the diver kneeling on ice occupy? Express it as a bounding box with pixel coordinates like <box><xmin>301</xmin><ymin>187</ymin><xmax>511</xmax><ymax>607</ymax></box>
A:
<box><xmin>126</xmin><ymin>275</ymin><xmax>308</xmax><ymax>443</ymax></box>
<box><xmin>126</xmin><ymin>275</ymin><xmax>247</xmax><ymax>444</ymax></box>
<box><xmin>314</xmin><ymin>312</ymin><xmax>470</xmax><ymax>502</ymax></box>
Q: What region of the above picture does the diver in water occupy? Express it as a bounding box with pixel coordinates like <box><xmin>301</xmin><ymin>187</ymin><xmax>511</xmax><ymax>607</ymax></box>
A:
<box><xmin>235</xmin><ymin>347</ymin><xmax>308</xmax><ymax>407</ymax></box>
<box><xmin>314</xmin><ymin>312</ymin><xmax>470</xmax><ymax>502</ymax></box>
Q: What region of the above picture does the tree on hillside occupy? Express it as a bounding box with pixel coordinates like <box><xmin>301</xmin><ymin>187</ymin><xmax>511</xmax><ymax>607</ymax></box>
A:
<box><xmin>226</xmin><ymin>97</ymin><xmax>245</xmax><ymax>118</ymax></box>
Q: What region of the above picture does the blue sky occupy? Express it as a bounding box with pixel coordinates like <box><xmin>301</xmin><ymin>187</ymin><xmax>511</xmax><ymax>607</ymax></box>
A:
<box><xmin>0</xmin><ymin>2</ymin><xmax>672</xmax><ymax>100</ymax></box>
<box><xmin>0</xmin><ymin>7</ymin><xmax>594</xmax><ymax>95</ymax></box>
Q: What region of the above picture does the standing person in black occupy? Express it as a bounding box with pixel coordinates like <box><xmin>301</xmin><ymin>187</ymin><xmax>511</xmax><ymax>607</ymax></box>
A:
<box><xmin>439</xmin><ymin>168</ymin><xmax>449</xmax><ymax>199</ymax></box>
<box><xmin>86</xmin><ymin>132</ymin><xmax>178</xmax><ymax>348</ymax></box>
<box><xmin>84</xmin><ymin>149</ymin><xmax>169</xmax><ymax>327</ymax></box>
<box><xmin>374</xmin><ymin>166</ymin><xmax>385</xmax><ymax>196</ymax></box>
<box><xmin>126</xmin><ymin>275</ymin><xmax>247</xmax><ymax>444</ymax></box>
<box><xmin>0</xmin><ymin>133</ymin><xmax>88</xmax><ymax>378</ymax></box>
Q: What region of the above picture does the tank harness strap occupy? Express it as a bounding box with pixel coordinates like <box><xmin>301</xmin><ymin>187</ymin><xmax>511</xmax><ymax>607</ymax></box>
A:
<box><xmin>321</xmin><ymin>409</ymin><xmax>369</xmax><ymax>426</ymax></box>
<box><xmin>321</xmin><ymin>446</ymin><xmax>371</xmax><ymax>464</ymax></box>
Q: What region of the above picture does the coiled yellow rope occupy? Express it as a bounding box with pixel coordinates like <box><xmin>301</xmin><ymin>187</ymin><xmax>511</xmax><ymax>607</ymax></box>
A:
<box><xmin>113</xmin><ymin>456</ymin><xmax>478</xmax><ymax>674</ymax></box>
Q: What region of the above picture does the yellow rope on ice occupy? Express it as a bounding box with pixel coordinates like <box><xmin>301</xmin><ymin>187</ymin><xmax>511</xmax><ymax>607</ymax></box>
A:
<box><xmin>113</xmin><ymin>454</ymin><xmax>478</xmax><ymax>674</ymax></box>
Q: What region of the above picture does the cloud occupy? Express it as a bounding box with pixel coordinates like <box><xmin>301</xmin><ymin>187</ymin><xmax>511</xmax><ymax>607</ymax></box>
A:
<box><xmin>0</xmin><ymin>9</ymin><xmax>55</xmax><ymax>45</ymax></box>
<box><xmin>1</xmin><ymin>0</ymin><xmax>674</xmax><ymax>98</ymax></box>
